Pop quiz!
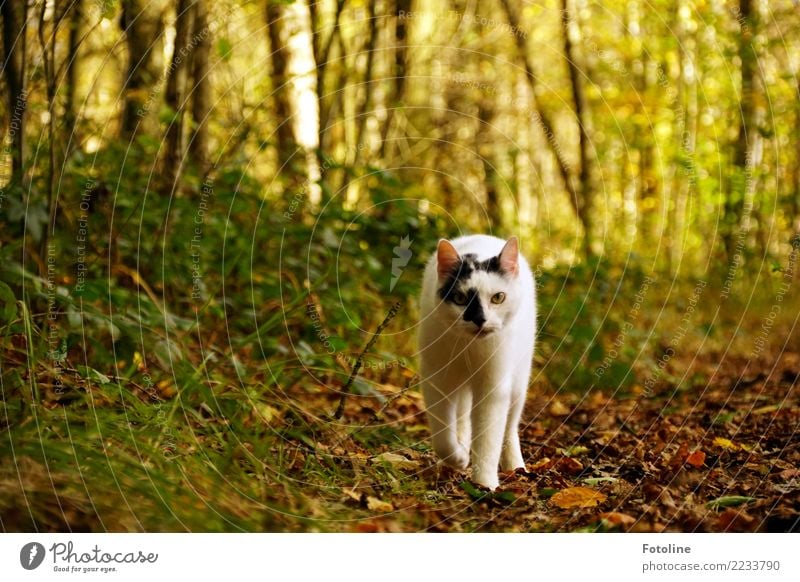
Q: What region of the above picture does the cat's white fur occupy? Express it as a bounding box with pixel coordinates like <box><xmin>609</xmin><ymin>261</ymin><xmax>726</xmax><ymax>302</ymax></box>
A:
<box><xmin>418</xmin><ymin>235</ymin><xmax>536</xmax><ymax>489</ymax></box>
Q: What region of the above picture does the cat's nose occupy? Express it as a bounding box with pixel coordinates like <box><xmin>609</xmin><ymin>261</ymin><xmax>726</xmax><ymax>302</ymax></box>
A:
<box><xmin>472</xmin><ymin>316</ymin><xmax>486</xmax><ymax>329</ymax></box>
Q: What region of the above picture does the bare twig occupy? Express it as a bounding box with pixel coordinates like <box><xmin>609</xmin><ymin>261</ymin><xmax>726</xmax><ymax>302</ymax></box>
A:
<box><xmin>333</xmin><ymin>300</ymin><xmax>402</xmax><ymax>419</ymax></box>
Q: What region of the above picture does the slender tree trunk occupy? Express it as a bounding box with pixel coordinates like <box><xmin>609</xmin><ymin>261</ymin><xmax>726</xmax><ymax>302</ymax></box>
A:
<box><xmin>266</xmin><ymin>0</ymin><xmax>321</xmax><ymax>207</ymax></box>
<box><xmin>478</xmin><ymin>103</ymin><xmax>502</xmax><ymax>232</ymax></box>
<box><xmin>560</xmin><ymin>0</ymin><xmax>593</xmax><ymax>258</ymax></box>
<box><xmin>266</xmin><ymin>2</ymin><xmax>294</xmax><ymax>167</ymax></box>
<box><xmin>378</xmin><ymin>0</ymin><xmax>410</xmax><ymax>159</ymax></box>
<box><xmin>317</xmin><ymin>0</ymin><xmax>345</xmax><ymax>150</ymax></box>
<box><xmin>1</xmin><ymin>0</ymin><xmax>29</xmax><ymax>181</ymax></box>
<box><xmin>353</xmin><ymin>0</ymin><xmax>378</xmax><ymax>163</ymax></box>
<box><xmin>670</xmin><ymin>1</ymin><xmax>698</xmax><ymax>274</ymax></box>
<box><xmin>499</xmin><ymin>0</ymin><xmax>587</xmax><ymax>251</ymax></box>
<box><xmin>189</xmin><ymin>0</ymin><xmax>211</xmax><ymax>172</ymax></box>
<box><xmin>162</xmin><ymin>0</ymin><xmax>197</xmax><ymax>194</ymax></box>
<box><xmin>64</xmin><ymin>0</ymin><xmax>83</xmax><ymax>134</ymax></box>
<box><xmin>39</xmin><ymin>1</ymin><xmax>68</xmax><ymax>269</ymax></box>
<box><xmin>794</xmin><ymin>76</ymin><xmax>800</xmax><ymax>239</ymax></box>
<box><xmin>723</xmin><ymin>0</ymin><xmax>760</xmax><ymax>260</ymax></box>
<box><xmin>120</xmin><ymin>0</ymin><xmax>164</xmax><ymax>138</ymax></box>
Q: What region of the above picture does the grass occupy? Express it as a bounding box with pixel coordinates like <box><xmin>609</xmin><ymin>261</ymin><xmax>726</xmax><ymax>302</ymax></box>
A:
<box><xmin>2</xmin><ymin>254</ymin><xmax>797</xmax><ymax>531</ymax></box>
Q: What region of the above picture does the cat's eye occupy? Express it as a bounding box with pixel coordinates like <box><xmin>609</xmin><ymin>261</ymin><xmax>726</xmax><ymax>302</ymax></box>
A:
<box><xmin>491</xmin><ymin>292</ymin><xmax>506</xmax><ymax>304</ymax></box>
<box><xmin>452</xmin><ymin>291</ymin><xmax>468</xmax><ymax>306</ymax></box>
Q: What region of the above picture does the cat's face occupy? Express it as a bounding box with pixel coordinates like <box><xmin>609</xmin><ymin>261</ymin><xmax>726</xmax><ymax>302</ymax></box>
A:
<box><xmin>435</xmin><ymin>237</ymin><xmax>521</xmax><ymax>338</ymax></box>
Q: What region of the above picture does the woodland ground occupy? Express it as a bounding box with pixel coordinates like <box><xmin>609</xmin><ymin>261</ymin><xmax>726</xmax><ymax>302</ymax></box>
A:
<box><xmin>2</xmin><ymin>254</ymin><xmax>798</xmax><ymax>532</ymax></box>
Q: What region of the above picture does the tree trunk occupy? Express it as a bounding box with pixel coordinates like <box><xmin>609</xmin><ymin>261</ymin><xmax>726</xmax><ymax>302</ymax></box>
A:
<box><xmin>38</xmin><ymin>0</ymin><xmax>69</xmax><ymax>268</ymax></box>
<box><xmin>478</xmin><ymin>103</ymin><xmax>502</xmax><ymax>232</ymax></box>
<box><xmin>189</xmin><ymin>0</ymin><xmax>211</xmax><ymax>172</ymax></box>
<box><xmin>1</xmin><ymin>0</ymin><xmax>29</xmax><ymax>181</ymax></box>
<box><xmin>316</xmin><ymin>0</ymin><xmax>345</xmax><ymax>150</ymax></box>
<box><xmin>723</xmin><ymin>0</ymin><xmax>761</xmax><ymax>260</ymax></box>
<box><xmin>162</xmin><ymin>0</ymin><xmax>197</xmax><ymax>194</ymax></box>
<box><xmin>119</xmin><ymin>0</ymin><xmax>165</xmax><ymax>138</ymax></box>
<box><xmin>560</xmin><ymin>0</ymin><xmax>593</xmax><ymax>258</ymax></box>
<box><xmin>378</xmin><ymin>0</ymin><xmax>411</xmax><ymax>159</ymax></box>
<box><xmin>669</xmin><ymin>0</ymin><xmax>698</xmax><ymax>274</ymax></box>
<box><xmin>353</xmin><ymin>0</ymin><xmax>378</xmax><ymax>164</ymax></box>
<box><xmin>266</xmin><ymin>0</ymin><xmax>321</xmax><ymax>207</ymax></box>
<box><xmin>64</xmin><ymin>0</ymin><xmax>83</xmax><ymax>134</ymax></box>
<box><xmin>498</xmin><ymin>0</ymin><xmax>588</xmax><ymax>253</ymax></box>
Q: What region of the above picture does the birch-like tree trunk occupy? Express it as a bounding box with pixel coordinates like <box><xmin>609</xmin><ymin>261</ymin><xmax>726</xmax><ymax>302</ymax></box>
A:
<box><xmin>266</xmin><ymin>0</ymin><xmax>321</xmax><ymax>207</ymax></box>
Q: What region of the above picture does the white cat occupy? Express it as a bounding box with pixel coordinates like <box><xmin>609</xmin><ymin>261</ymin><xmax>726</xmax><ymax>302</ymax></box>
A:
<box><xmin>418</xmin><ymin>235</ymin><xmax>536</xmax><ymax>490</ymax></box>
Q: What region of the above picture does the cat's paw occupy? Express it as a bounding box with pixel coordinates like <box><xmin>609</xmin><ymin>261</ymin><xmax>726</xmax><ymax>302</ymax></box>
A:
<box><xmin>500</xmin><ymin>453</ymin><xmax>525</xmax><ymax>472</ymax></box>
<box><xmin>437</xmin><ymin>442</ymin><xmax>469</xmax><ymax>471</ymax></box>
<box><xmin>471</xmin><ymin>469</ymin><xmax>500</xmax><ymax>491</ymax></box>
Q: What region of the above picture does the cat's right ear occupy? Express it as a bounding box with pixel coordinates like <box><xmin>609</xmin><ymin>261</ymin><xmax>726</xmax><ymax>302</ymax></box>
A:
<box><xmin>436</xmin><ymin>239</ymin><xmax>460</xmax><ymax>279</ymax></box>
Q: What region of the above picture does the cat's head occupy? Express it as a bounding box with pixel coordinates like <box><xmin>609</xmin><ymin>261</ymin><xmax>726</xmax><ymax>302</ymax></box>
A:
<box><xmin>435</xmin><ymin>237</ymin><xmax>522</xmax><ymax>338</ymax></box>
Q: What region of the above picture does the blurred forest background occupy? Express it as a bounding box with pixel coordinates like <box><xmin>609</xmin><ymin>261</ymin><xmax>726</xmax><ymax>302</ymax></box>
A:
<box><xmin>1</xmin><ymin>0</ymin><xmax>799</xmax><ymax>532</ymax></box>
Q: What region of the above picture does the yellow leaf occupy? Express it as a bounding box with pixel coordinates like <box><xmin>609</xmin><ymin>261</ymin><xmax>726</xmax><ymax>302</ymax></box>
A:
<box><xmin>366</xmin><ymin>496</ymin><xmax>393</xmax><ymax>512</ymax></box>
<box><xmin>550</xmin><ymin>486</ymin><xmax>607</xmax><ymax>509</ymax></box>
<box><xmin>713</xmin><ymin>437</ymin><xmax>740</xmax><ymax>451</ymax></box>
<box><xmin>752</xmin><ymin>404</ymin><xmax>780</xmax><ymax>415</ymax></box>
<box><xmin>549</xmin><ymin>399</ymin><xmax>570</xmax><ymax>416</ymax></box>
<box><xmin>371</xmin><ymin>452</ymin><xmax>419</xmax><ymax>470</ymax></box>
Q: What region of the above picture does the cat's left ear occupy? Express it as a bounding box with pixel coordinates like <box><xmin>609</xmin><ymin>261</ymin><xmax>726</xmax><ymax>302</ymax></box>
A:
<box><xmin>499</xmin><ymin>237</ymin><xmax>519</xmax><ymax>277</ymax></box>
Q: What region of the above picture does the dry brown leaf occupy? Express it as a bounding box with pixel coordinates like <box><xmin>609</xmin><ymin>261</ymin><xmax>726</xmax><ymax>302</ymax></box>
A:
<box><xmin>529</xmin><ymin>457</ymin><xmax>553</xmax><ymax>472</ymax></box>
<box><xmin>777</xmin><ymin>468</ymin><xmax>800</xmax><ymax>480</ymax></box>
<box><xmin>600</xmin><ymin>511</ymin><xmax>636</xmax><ymax>527</ymax></box>
<box><xmin>366</xmin><ymin>496</ymin><xmax>394</xmax><ymax>512</ymax></box>
<box><xmin>670</xmin><ymin>442</ymin><xmax>689</xmax><ymax>469</ymax></box>
<box><xmin>719</xmin><ymin>508</ymin><xmax>755</xmax><ymax>532</ymax></box>
<box><xmin>550</xmin><ymin>486</ymin><xmax>607</xmax><ymax>509</ymax></box>
<box><xmin>686</xmin><ymin>450</ymin><xmax>706</xmax><ymax>468</ymax></box>
<box><xmin>556</xmin><ymin>457</ymin><xmax>584</xmax><ymax>475</ymax></box>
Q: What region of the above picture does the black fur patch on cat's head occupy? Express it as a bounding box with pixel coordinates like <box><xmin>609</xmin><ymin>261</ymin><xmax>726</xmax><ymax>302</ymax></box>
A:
<box><xmin>461</xmin><ymin>288</ymin><xmax>486</xmax><ymax>327</ymax></box>
<box><xmin>437</xmin><ymin>253</ymin><xmax>503</xmax><ymax>301</ymax></box>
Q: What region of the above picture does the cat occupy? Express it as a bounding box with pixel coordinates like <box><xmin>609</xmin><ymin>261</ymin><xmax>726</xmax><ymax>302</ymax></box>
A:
<box><xmin>418</xmin><ymin>235</ymin><xmax>536</xmax><ymax>490</ymax></box>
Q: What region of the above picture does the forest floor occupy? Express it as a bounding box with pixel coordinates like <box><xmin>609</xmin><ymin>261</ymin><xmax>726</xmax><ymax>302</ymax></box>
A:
<box><xmin>250</xmin><ymin>348</ymin><xmax>800</xmax><ymax>533</ymax></box>
<box><xmin>2</xmin><ymin>312</ymin><xmax>798</xmax><ymax>532</ymax></box>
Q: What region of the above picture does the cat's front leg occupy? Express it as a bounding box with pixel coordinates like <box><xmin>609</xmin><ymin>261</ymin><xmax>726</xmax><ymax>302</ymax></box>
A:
<box><xmin>470</xmin><ymin>377</ymin><xmax>512</xmax><ymax>489</ymax></box>
<box><xmin>422</xmin><ymin>382</ymin><xmax>469</xmax><ymax>470</ymax></box>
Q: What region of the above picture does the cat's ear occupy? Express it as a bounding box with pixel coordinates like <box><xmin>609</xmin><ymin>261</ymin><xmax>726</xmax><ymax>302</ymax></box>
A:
<box><xmin>499</xmin><ymin>237</ymin><xmax>519</xmax><ymax>277</ymax></box>
<box><xmin>436</xmin><ymin>239</ymin><xmax>461</xmax><ymax>278</ymax></box>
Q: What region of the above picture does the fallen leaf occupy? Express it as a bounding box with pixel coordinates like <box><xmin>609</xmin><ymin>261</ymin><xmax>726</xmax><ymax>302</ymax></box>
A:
<box><xmin>342</xmin><ymin>488</ymin><xmax>363</xmax><ymax>503</ymax></box>
<box><xmin>371</xmin><ymin>452</ymin><xmax>419</xmax><ymax>470</ymax></box>
<box><xmin>686</xmin><ymin>450</ymin><xmax>706</xmax><ymax>468</ymax></box>
<box><xmin>600</xmin><ymin>511</ymin><xmax>636</xmax><ymax>528</ymax></box>
<box><xmin>777</xmin><ymin>468</ymin><xmax>800</xmax><ymax>480</ymax></box>
<box><xmin>549</xmin><ymin>399</ymin><xmax>570</xmax><ymax>416</ymax></box>
<box><xmin>366</xmin><ymin>496</ymin><xmax>393</xmax><ymax>512</ymax></box>
<box><xmin>583</xmin><ymin>476</ymin><xmax>618</xmax><ymax>486</ymax></box>
<box><xmin>670</xmin><ymin>442</ymin><xmax>689</xmax><ymax>469</ymax></box>
<box><xmin>718</xmin><ymin>508</ymin><xmax>755</xmax><ymax>531</ymax></box>
<box><xmin>550</xmin><ymin>486</ymin><xmax>607</xmax><ymax>509</ymax></box>
<box><xmin>713</xmin><ymin>437</ymin><xmax>755</xmax><ymax>453</ymax></box>
<box><xmin>561</xmin><ymin>445</ymin><xmax>590</xmax><ymax>457</ymax></box>
<box><xmin>459</xmin><ymin>481</ymin><xmax>516</xmax><ymax>504</ymax></box>
<box><xmin>752</xmin><ymin>404</ymin><xmax>780</xmax><ymax>414</ymax></box>
<box><xmin>556</xmin><ymin>456</ymin><xmax>584</xmax><ymax>475</ymax></box>
<box><xmin>529</xmin><ymin>457</ymin><xmax>553</xmax><ymax>472</ymax></box>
